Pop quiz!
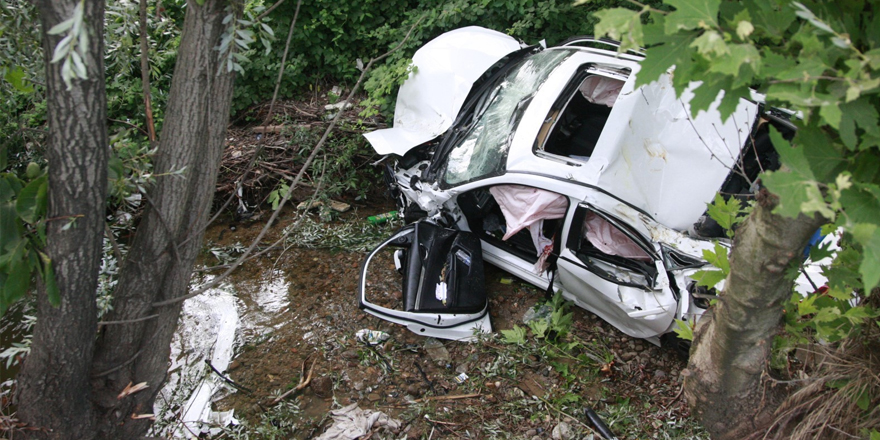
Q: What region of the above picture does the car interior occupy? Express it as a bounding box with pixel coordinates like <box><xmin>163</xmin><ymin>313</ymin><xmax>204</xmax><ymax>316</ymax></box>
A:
<box><xmin>567</xmin><ymin>207</ymin><xmax>657</xmax><ymax>290</ymax></box>
<box><xmin>456</xmin><ymin>186</ymin><xmax>566</xmax><ymax>265</ymax></box>
<box><xmin>536</xmin><ymin>71</ymin><xmax>626</xmax><ymax>161</ymax></box>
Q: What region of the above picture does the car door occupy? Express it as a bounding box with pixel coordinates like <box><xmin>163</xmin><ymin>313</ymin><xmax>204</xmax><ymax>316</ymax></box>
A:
<box><xmin>555</xmin><ymin>203</ymin><xmax>679</xmax><ymax>339</ymax></box>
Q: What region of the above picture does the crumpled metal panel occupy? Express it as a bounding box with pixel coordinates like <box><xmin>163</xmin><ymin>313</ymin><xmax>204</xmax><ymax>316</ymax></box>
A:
<box><xmin>591</xmin><ymin>73</ymin><xmax>759</xmax><ymax>231</ymax></box>
<box><xmin>364</xmin><ymin>27</ymin><xmax>522</xmax><ymax>156</ymax></box>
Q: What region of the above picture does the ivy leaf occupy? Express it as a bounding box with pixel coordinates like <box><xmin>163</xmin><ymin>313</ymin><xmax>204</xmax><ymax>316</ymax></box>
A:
<box><xmin>665</xmin><ymin>0</ymin><xmax>721</xmax><ymax>32</ymax></box>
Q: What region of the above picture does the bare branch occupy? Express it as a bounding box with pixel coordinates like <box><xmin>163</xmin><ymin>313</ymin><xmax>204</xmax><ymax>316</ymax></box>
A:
<box><xmin>154</xmin><ymin>16</ymin><xmax>424</xmax><ymax>308</ymax></box>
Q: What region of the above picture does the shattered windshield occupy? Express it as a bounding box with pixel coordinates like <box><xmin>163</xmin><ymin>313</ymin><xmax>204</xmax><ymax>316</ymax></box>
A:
<box><xmin>442</xmin><ymin>49</ymin><xmax>572</xmax><ymax>186</ymax></box>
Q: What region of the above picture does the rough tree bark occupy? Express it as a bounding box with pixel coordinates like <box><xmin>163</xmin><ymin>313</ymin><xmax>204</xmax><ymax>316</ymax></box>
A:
<box><xmin>15</xmin><ymin>1</ymin><xmax>107</xmax><ymax>439</ymax></box>
<box><xmin>88</xmin><ymin>1</ymin><xmax>239</xmax><ymax>438</ymax></box>
<box><xmin>684</xmin><ymin>189</ymin><xmax>827</xmax><ymax>439</ymax></box>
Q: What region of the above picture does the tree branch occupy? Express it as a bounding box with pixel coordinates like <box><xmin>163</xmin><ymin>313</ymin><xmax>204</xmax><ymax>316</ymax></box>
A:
<box><xmin>154</xmin><ymin>16</ymin><xmax>424</xmax><ymax>308</ymax></box>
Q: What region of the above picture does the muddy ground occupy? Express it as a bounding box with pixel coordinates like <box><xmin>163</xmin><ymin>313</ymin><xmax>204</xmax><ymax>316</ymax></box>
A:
<box><xmin>191</xmin><ymin>195</ymin><xmax>702</xmax><ymax>439</ymax></box>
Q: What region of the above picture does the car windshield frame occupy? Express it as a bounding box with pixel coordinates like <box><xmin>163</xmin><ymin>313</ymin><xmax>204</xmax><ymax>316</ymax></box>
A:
<box><xmin>439</xmin><ymin>49</ymin><xmax>574</xmax><ymax>188</ymax></box>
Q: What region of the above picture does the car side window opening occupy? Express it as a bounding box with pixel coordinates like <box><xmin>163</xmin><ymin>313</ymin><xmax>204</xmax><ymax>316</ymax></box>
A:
<box><xmin>456</xmin><ymin>185</ymin><xmax>568</xmax><ymax>274</ymax></box>
<box><xmin>536</xmin><ymin>72</ymin><xmax>625</xmax><ymax>161</ymax></box>
<box><xmin>570</xmin><ymin>208</ymin><xmax>656</xmax><ymax>289</ymax></box>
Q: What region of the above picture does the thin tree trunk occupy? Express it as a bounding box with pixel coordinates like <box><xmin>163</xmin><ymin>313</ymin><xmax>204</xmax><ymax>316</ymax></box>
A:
<box><xmin>16</xmin><ymin>1</ymin><xmax>108</xmax><ymax>439</ymax></box>
<box><xmin>89</xmin><ymin>1</ymin><xmax>238</xmax><ymax>438</ymax></box>
<box><xmin>684</xmin><ymin>189</ymin><xmax>827</xmax><ymax>439</ymax></box>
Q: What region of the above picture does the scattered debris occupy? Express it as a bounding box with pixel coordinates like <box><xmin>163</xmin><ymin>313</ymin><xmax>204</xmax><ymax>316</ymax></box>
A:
<box><xmin>423</xmin><ymin>338</ymin><xmax>450</xmax><ymax>363</ymax></box>
<box><xmin>356</xmin><ymin>329</ymin><xmax>390</xmax><ymax>346</ymax></box>
<box><xmin>314</xmin><ymin>403</ymin><xmax>401</xmax><ymax>440</ymax></box>
<box><xmin>551</xmin><ymin>421</ymin><xmax>572</xmax><ymax>440</ymax></box>
<box><xmin>296</xmin><ymin>199</ymin><xmax>351</xmax><ymax>212</ymax></box>
<box><xmin>117</xmin><ymin>381</ymin><xmax>149</xmax><ymax>400</ymax></box>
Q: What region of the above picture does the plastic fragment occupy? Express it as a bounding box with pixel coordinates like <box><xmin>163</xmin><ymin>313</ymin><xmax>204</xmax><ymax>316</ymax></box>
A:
<box><xmin>356</xmin><ymin>329</ymin><xmax>390</xmax><ymax>346</ymax></box>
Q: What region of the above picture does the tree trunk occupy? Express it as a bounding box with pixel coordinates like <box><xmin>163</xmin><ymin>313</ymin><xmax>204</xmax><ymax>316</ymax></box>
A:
<box><xmin>89</xmin><ymin>1</ymin><xmax>238</xmax><ymax>438</ymax></box>
<box><xmin>684</xmin><ymin>189</ymin><xmax>827</xmax><ymax>439</ymax></box>
<box><xmin>15</xmin><ymin>1</ymin><xmax>108</xmax><ymax>439</ymax></box>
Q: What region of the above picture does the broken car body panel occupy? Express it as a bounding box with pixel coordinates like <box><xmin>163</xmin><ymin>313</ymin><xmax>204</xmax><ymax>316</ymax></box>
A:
<box><xmin>363</xmin><ymin>27</ymin><xmax>523</xmax><ymax>156</ymax></box>
<box><xmin>359</xmin><ymin>28</ymin><xmax>806</xmax><ymax>342</ymax></box>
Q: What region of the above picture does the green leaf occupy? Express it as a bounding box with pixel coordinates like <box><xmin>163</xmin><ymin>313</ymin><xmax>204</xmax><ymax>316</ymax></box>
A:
<box><xmin>692</xmin><ymin>268</ymin><xmax>726</xmax><ymax>288</ymax></box>
<box><xmin>635</xmin><ymin>31</ymin><xmax>697</xmax><ymax>89</ymax></box>
<box><xmin>664</xmin><ymin>0</ymin><xmax>720</xmax><ymax>32</ymax></box>
<box><xmin>851</xmin><ymin>223</ymin><xmax>880</xmax><ymax>290</ymax></box>
<box><xmin>839</xmin><ymin>98</ymin><xmax>880</xmax><ymax>150</ymax></box>
<box><xmin>743</xmin><ymin>0</ymin><xmax>796</xmax><ymax>39</ymax></box>
<box><xmin>673</xmin><ymin>319</ymin><xmax>694</xmax><ymax>341</ymax></box>
<box><xmin>593</xmin><ymin>8</ymin><xmax>644</xmax><ymax>52</ymax></box>
<box><xmin>839</xmin><ymin>182</ymin><xmax>880</xmax><ymax>225</ymax></box>
<box><xmin>707</xmin><ymin>43</ymin><xmax>760</xmax><ymax>76</ymax></box>
<box><xmin>690</xmin><ymin>30</ymin><xmax>728</xmax><ymax>56</ymax></box>
<box><xmin>706</xmin><ymin>193</ymin><xmax>743</xmax><ymax>237</ymax></box>
<box><xmin>762</xmin><ymin>170</ymin><xmax>813</xmax><ymax>218</ymax></box>
<box><xmin>4</xmin><ymin>67</ymin><xmax>34</xmax><ymax>93</ymax></box>
<box><xmin>501</xmin><ymin>325</ymin><xmax>527</xmax><ymax>345</ymax></box>
<box><xmin>15</xmin><ymin>174</ymin><xmax>47</xmax><ymax>224</ymax></box>
<box><xmin>819</xmin><ymin>103</ymin><xmax>841</xmax><ymax>129</ymax></box>
<box><xmin>795</xmin><ymin>128</ymin><xmax>846</xmax><ymax>182</ymax></box>
<box><xmin>1</xmin><ymin>254</ymin><xmax>30</xmax><ymax>312</ymax></box>
<box><xmin>798</xmin><ymin>294</ymin><xmax>819</xmax><ymax>316</ymax></box>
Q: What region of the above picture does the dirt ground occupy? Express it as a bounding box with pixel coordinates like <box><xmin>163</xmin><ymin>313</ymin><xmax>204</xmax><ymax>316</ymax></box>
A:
<box><xmin>197</xmin><ymin>197</ymin><xmax>701</xmax><ymax>440</ymax></box>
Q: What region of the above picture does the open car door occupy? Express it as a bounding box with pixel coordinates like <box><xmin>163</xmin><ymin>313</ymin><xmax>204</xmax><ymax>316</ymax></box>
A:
<box><xmin>359</xmin><ymin>220</ymin><xmax>491</xmax><ymax>341</ymax></box>
<box><xmin>556</xmin><ymin>203</ymin><xmax>678</xmax><ymax>340</ymax></box>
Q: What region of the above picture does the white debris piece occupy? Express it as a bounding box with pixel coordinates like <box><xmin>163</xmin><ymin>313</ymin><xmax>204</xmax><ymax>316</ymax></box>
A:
<box><xmin>315</xmin><ymin>404</ymin><xmax>402</xmax><ymax>440</ymax></box>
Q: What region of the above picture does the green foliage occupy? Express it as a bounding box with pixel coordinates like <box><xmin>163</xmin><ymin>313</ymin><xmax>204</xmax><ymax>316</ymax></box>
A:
<box><xmin>0</xmin><ymin>167</ymin><xmax>56</xmax><ymax>314</ymax></box>
<box><xmin>690</xmin><ymin>242</ymin><xmax>729</xmax><ymax>289</ymax></box>
<box><xmin>230</xmin><ymin>0</ymin><xmax>642</xmax><ymax>116</ymax></box>
<box><xmin>673</xmin><ymin>318</ymin><xmax>694</xmax><ymax>341</ymax></box>
<box><xmin>360</xmin><ymin>59</ymin><xmax>417</xmax><ymax>118</ymax></box>
<box><xmin>502</xmin><ymin>292</ymin><xmax>574</xmax><ymax>345</ymax></box>
<box><xmin>706</xmin><ymin>193</ymin><xmax>746</xmax><ymax>238</ymax></box>
<box><xmin>593</xmin><ymin>0</ymin><xmax>880</xmax><ymax>292</ymax></box>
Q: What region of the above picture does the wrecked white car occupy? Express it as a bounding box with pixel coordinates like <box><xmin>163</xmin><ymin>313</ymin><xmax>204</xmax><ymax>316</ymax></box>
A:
<box><xmin>358</xmin><ymin>27</ymin><xmax>796</xmax><ymax>344</ymax></box>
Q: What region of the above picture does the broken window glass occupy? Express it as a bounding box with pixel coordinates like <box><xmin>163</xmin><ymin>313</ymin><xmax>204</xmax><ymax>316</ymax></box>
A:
<box><xmin>442</xmin><ymin>50</ymin><xmax>572</xmax><ymax>186</ymax></box>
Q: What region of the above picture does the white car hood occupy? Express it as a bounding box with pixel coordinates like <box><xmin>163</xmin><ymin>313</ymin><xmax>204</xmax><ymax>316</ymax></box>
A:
<box><xmin>364</xmin><ymin>27</ymin><xmax>523</xmax><ymax>156</ymax></box>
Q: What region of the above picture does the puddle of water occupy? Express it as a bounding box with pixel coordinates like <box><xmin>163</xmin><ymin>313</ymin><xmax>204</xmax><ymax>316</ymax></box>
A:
<box><xmin>153</xmin><ymin>267</ymin><xmax>292</xmax><ymax>438</ymax></box>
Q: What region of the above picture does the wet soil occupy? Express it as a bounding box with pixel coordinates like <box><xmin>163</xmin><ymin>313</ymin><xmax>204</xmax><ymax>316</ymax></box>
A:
<box><xmin>197</xmin><ymin>197</ymin><xmax>696</xmax><ymax>439</ymax></box>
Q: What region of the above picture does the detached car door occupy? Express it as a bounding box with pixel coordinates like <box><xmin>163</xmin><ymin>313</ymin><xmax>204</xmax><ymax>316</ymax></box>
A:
<box><xmin>556</xmin><ymin>203</ymin><xmax>679</xmax><ymax>340</ymax></box>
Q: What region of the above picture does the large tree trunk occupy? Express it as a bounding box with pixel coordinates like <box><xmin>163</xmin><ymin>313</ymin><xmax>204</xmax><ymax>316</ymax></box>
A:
<box><xmin>684</xmin><ymin>189</ymin><xmax>827</xmax><ymax>439</ymax></box>
<box><xmin>15</xmin><ymin>1</ymin><xmax>107</xmax><ymax>439</ymax></box>
<box><xmin>89</xmin><ymin>1</ymin><xmax>238</xmax><ymax>438</ymax></box>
